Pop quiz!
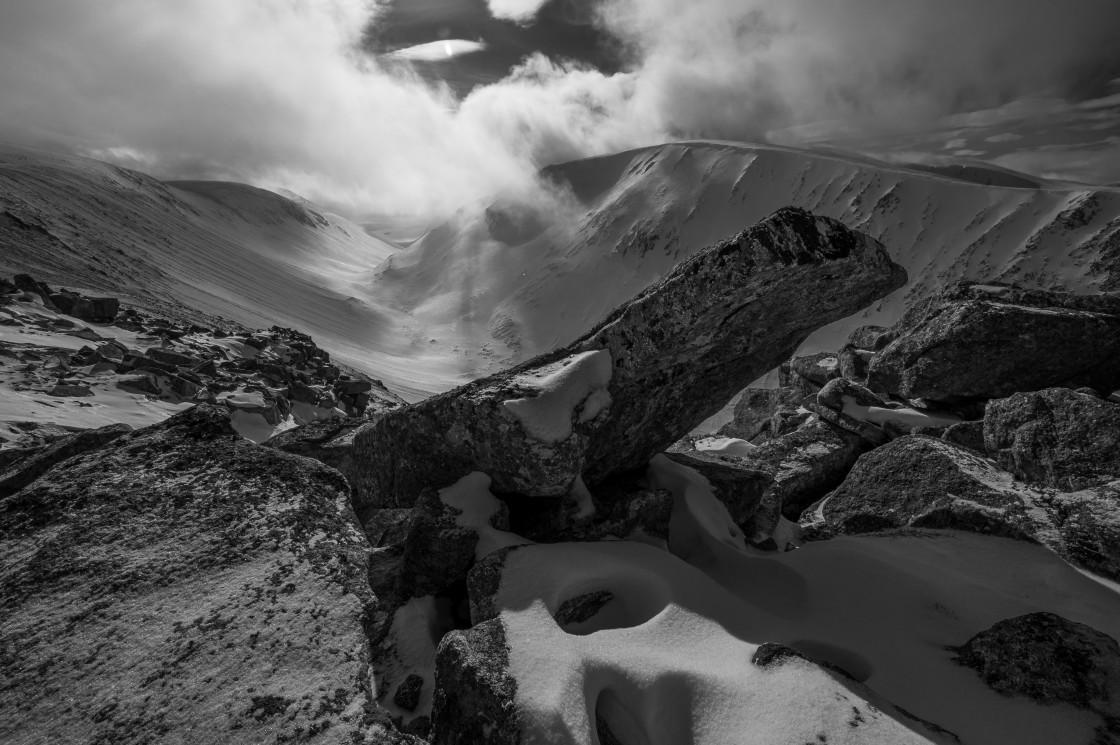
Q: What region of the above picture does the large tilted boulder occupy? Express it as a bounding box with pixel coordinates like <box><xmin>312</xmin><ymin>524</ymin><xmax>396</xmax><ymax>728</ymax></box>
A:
<box><xmin>955</xmin><ymin>613</ymin><xmax>1120</xmax><ymax>742</ymax></box>
<box><xmin>866</xmin><ymin>282</ymin><xmax>1120</xmax><ymax>403</ymax></box>
<box><xmin>984</xmin><ymin>388</ymin><xmax>1120</xmax><ymax>491</ymax></box>
<box><xmin>0</xmin><ymin>405</ymin><xmax>400</xmax><ymax>744</ymax></box>
<box><xmin>352</xmin><ymin>207</ymin><xmax>906</xmax><ymax>509</ymax></box>
<box><xmin>804</xmin><ymin>435</ymin><xmax>1120</xmax><ymax>580</ymax></box>
<box><xmin>803</xmin><ymin>436</ymin><xmax>1043</xmax><ymax>539</ymax></box>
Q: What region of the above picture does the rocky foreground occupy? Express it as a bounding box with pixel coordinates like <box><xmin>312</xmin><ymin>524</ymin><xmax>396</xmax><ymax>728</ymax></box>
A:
<box><xmin>3</xmin><ymin>207</ymin><xmax>1120</xmax><ymax>744</ymax></box>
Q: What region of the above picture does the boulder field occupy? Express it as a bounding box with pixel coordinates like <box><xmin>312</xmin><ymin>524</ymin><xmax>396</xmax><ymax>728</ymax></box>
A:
<box><xmin>4</xmin><ymin>210</ymin><xmax>1120</xmax><ymax>744</ymax></box>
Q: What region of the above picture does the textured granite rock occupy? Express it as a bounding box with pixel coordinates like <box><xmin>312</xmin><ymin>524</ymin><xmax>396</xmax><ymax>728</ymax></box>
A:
<box><xmin>867</xmin><ymin>283</ymin><xmax>1120</xmax><ymax>402</ymax></box>
<box><xmin>0</xmin><ymin>422</ymin><xmax>131</xmax><ymax>499</ymax></box>
<box><xmin>0</xmin><ymin>405</ymin><xmax>391</xmax><ymax>744</ymax></box>
<box><xmin>351</xmin><ymin>207</ymin><xmax>906</xmax><ymax>509</ymax></box>
<box><xmin>984</xmin><ymin>388</ymin><xmax>1120</xmax><ymax>491</ymax></box>
<box><xmin>955</xmin><ymin>612</ymin><xmax>1120</xmax><ymax>742</ymax></box>
<box><xmin>431</xmin><ymin>618</ymin><xmax>520</xmax><ymax>745</ymax></box>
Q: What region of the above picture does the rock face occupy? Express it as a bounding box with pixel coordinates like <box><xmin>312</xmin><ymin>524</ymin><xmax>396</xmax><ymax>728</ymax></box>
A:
<box><xmin>805</xmin><ymin>436</ymin><xmax>1043</xmax><ymax>539</ymax></box>
<box><xmin>716</xmin><ymin>386</ymin><xmax>805</xmax><ymax>443</ymax></box>
<box><xmin>265</xmin><ymin>416</ymin><xmax>373</xmax><ymax>511</ymax></box>
<box><xmin>0</xmin><ymin>405</ymin><xmax>391</xmax><ymax>744</ymax></box>
<box><xmin>955</xmin><ymin>613</ymin><xmax>1120</xmax><ymax>740</ymax></box>
<box><xmin>431</xmin><ymin>619</ymin><xmax>519</xmax><ymax>745</ymax></box>
<box><xmin>352</xmin><ymin>207</ymin><xmax>906</xmax><ymax>509</ymax></box>
<box><xmin>804</xmin><ymin>434</ymin><xmax>1120</xmax><ymax>580</ymax></box>
<box><xmin>0</xmin><ymin>422</ymin><xmax>131</xmax><ymax>499</ymax></box>
<box><xmin>749</xmin><ymin>418</ymin><xmax>870</xmax><ymax>520</ymax></box>
<box><xmin>663</xmin><ymin>450</ymin><xmax>780</xmax><ymax>545</ymax></box>
<box><xmin>984</xmin><ymin>388</ymin><xmax>1120</xmax><ymax>491</ymax></box>
<box><xmin>866</xmin><ymin>283</ymin><xmax>1120</xmax><ymax>402</ymax></box>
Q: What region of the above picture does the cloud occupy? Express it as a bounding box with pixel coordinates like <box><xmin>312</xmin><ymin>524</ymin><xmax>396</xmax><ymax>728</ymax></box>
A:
<box><xmin>486</xmin><ymin>0</ymin><xmax>552</xmax><ymax>24</ymax></box>
<box><xmin>0</xmin><ymin>0</ymin><xmax>598</xmax><ymax>217</ymax></box>
<box><xmin>1</xmin><ymin>0</ymin><xmax>1118</xmax><ymax>221</ymax></box>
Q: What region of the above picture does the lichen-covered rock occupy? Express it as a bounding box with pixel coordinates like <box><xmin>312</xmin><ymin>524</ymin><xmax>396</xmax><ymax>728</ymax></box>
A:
<box><xmin>431</xmin><ymin>619</ymin><xmax>520</xmax><ymax>745</ymax></box>
<box><xmin>941</xmin><ymin>420</ymin><xmax>986</xmax><ymax>453</ymax></box>
<box><xmin>813</xmin><ymin>378</ymin><xmax>892</xmax><ymax>445</ymax></box>
<box><xmin>0</xmin><ymin>422</ymin><xmax>131</xmax><ymax>499</ymax></box>
<box><xmin>264</xmin><ymin>416</ymin><xmax>372</xmax><ymax>507</ymax></box>
<box><xmin>352</xmin><ymin>207</ymin><xmax>906</xmax><ymax>508</ymax></box>
<box><xmin>984</xmin><ymin>388</ymin><xmax>1120</xmax><ymax>491</ymax></box>
<box><xmin>805</xmin><ymin>436</ymin><xmax>1045</xmax><ymax>538</ymax></box>
<box><xmin>804</xmin><ymin>435</ymin><xmax>1120</xmax><ymax>580</ymax></box>
<box><xmin>716</xmin><ymin>386</ymin><xmax>805</xmax><ymax>443</ymax></box>
<box><xmin>789</xmin><ymin>351</ymin><xmax>841</xmax><ymax>394</ymax></box>
<box><xmin>0</xmin><ymin>405</ymin><xmax>386</xmax><ymax>744</ymax></box>
<box><xmin>745</xmin><ymin>417</ymin><xmax>870</xmax><ymax>520</ymax></box>
<box><xmin>955</xmin><ymin>612</ymin><xmax>1120</xmax><ymax>741</ymax></box>
<box><xmin>866</xmin><ymin>282</ymin><xmax>1120</xmax><ymax>402</ymax></box>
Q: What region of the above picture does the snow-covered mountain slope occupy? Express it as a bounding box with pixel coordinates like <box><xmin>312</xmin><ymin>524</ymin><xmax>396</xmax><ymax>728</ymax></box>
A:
<box><xmin>0</xmin><ymin>145</ymin><xmax>436</xmax><ymax>390</ymax></box>
<box><xmin>3</xmin><ymin>141</ymin><xmax>1119</xmax><ymax>400</ymax></box>
<box><xmin>376</xmin><ymin>140</ymin><xmax>1120</xmax><ymax>379</ymax></box>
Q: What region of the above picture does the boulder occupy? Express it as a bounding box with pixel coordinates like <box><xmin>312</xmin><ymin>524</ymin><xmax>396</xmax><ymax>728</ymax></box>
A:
<box><xmin>0</xmin><ymin>405</ymin><xmax>387</xmax><ymax>743</ymax></box>
<box><xmin>49</xmin><ymin>290</ymin><xmax>119</xmax><ymax>322</ymax></box>
<box><xmin>941</xmin><ymin>420</ymin><xmax>986</xmax><ymax>453</ymax></box>
<box><xmin>788</xmin><ymin>351</ymin><xmax>840</xmax><ymax>394</ymax></box>
<box><xmin>398</xmin><ymin>479</ymin><xmax>511</xmax><ymax>599</ymax></box>
<box><xmin>117</xmin><ymin>373</ymin><xmax>161</xmax><ymax>396</ymax></box>
<box><xmin>955</xmin><ymin>613</ymin><xmax>1120</xmax><ymax>741</ymax></box>
<box><xmin>47</xmin><ymin>382</ymin><xmax>92</xmax><ymax>397</ymax></box>
<box><xmin>804</xmin><ymin>435</ymin><xmax>1120</xmax><ymax>580</ymax></box>
<box><xmin>431</xmin><ymin>618</ymin><xmax>519</xmax><ymax>745</ymax></box>
<box><xmin>0</xmin><ymin>423</ymin><xmax>131</xmax><ymax>499</ymax></box>
<box><xmin>265</xmin><ymin>417</ymin><xmax>371</xmax><ymax>510</ymax></box>
<box><xmin>866</xmin><ymin>282</ymin><xmax>1120</xmax><ymax>403</ymax></box>
<box><xmin>145</xmin><ymin>347</ymin><xmax>198</xmax><ymax>368</ymax></box>
<box><xmin>352</xmin><ymin>207</ymin><xmax>907</xmax><ymax>509</ymax></box>
<box><xmin>748</xmin><ymin>417</ymin><xmax>870</xmax><ymax>520</ymax></box>
<box><xmin>803</xmin><ymin>436</ymin><xmax>1043</xmax><ymax>538</ymax></box>
<box><xmin>813</xmin><ymin>378</ymin><xmax>892</xmax><ymax>446</ymax></box>
<box><xmin>984</xmin><ymin>388</ymin><xmax>1120</xmax><ymax>491</ymax></box>
<box><xmin>716</xmin><ymin>386</ymin><xmax>804</xmax><ymax>442</ymax></box>
<box><xmin>663</xmin><ymin>450</ymin><xmax>780</xmax><ymax>546</ymax></box>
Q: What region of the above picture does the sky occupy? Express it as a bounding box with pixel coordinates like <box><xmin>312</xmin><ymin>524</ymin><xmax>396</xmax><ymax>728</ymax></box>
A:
<box><xmin>1</xmin><ymin>0</ymin><xmax>1119</xmax><ymax>219</ymax></box>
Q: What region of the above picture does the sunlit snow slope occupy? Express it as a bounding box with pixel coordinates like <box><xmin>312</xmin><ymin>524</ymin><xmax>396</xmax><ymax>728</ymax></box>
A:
<box><xmin>378</xmin><ymin>140</ymin><xmax>1120</xmax><ymax>378</ymax></box>
<box><xmin>3</xmin><ymin>141</ymin><xmax>1119</xmax><ymax>400</ymax></box>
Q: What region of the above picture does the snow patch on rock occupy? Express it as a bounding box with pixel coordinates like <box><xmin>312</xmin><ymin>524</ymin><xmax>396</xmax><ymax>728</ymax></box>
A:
<box><xmin>502</xmin><ymin>350</ymin><xmax>612</xmax><ymax>442</ymax></box>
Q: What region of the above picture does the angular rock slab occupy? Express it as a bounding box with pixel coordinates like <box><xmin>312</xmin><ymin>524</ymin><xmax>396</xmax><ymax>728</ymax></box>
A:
<box><xmin>804</xmin><ymin>435</ymin><xmax>1047</xmax><ymax>538</ymax></box>
<box><xmin>866</xmin><ymin>282</ymin><xmax>1120</xmax><ymax>402</ymax></box>
<box><xmin>0</xmin><ymin>405</ymin><xmax>386</xmax><ymax>744</ymax></box>
<box><xmin>804</xmin><ymin>434</ymin><xmax>1120</xmax><ymax>581</ymax></box>
<box><xmin>353</xmin><ymin>207</ymin><xmax>906</xmax><ymax>508</ymax></box>
<box><xmin>984</xmin><ymin>387</ymin><xmax>1120</xmax><ymax>491</ymax></box>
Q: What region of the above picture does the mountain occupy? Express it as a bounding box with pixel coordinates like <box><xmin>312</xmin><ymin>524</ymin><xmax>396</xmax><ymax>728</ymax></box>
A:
<box><xmin>3</xmin><ymin>141</ymin><xmax>1119</xmax><ymax>402</ymax></box>
<box><xmin>381</xmin><ymin>140</ymin><xmax>1120</xmax><ymax>379</ymax></box>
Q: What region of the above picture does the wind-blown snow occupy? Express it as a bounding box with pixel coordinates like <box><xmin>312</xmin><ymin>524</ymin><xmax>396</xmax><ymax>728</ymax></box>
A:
<box><xmin>502</xmin><ymin>349</ymin><xmax>612</xmax><ymax>442</ymax></box>
<box><xmin>489</xmin><ymin>456</ymin><xmax>1120</xmax><ymax>745</ymax></box>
